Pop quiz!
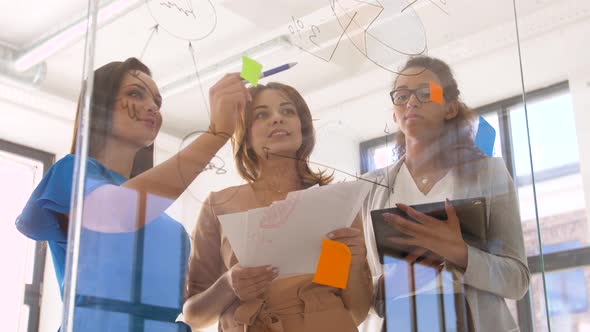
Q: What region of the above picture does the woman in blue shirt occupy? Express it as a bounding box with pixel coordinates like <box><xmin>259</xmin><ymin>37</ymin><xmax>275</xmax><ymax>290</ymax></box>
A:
<box><xmin>16</xmin><ymin>57</ymin><xmax>250</xmax><ymax>330</ymax></box>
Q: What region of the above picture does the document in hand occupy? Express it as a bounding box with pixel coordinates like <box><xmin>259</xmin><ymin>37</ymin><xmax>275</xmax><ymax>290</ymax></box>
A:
<box><xmin>218</xmin><ymin>180</ymin><xmax>372</xmax><ymax>277</ymax></box>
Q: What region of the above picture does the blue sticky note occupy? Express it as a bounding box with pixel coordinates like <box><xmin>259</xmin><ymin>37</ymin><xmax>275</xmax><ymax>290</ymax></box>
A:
<box><xmin>474</xmin><ymin>115</ymin><xmax>496</xmax><ymax>157</ymax></box>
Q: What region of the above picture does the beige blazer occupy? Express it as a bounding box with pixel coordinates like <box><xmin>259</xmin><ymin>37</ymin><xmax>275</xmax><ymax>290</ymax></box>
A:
<box><xmin>186</xmin><ymin>184</ymin><xmax>372</xmax><ymax>332</ymax></box>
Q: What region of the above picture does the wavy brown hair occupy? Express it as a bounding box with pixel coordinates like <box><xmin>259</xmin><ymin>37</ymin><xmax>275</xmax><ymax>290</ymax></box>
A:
<box><xmin>232</xmin><ymin>82</ymin><xmax>333</xmax><ymax>186</ymax></box>
<box><xmin>70</xmin><ymin>58</ymin><xmax>154</xmax><ymax>178</ymax></box>
<box><xmin>392</xmin><ymin>56</ymin><xmax>486</xmax><ymax>168</ymax></box>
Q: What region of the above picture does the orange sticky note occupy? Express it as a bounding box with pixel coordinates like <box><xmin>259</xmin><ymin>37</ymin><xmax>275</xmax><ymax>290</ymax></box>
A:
<box><xmin>313</xmin><ymin>239</ymin><xmax>351</xmax><ymax>289</ymax></box>
<box><xmin>429</xmin><ymin>80</ymin><xmax>444</xmax><ymax>104</ymax></box>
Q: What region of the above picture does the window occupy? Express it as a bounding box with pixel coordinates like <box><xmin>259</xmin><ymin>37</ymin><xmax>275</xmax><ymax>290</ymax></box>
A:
<box><xmin>543</xmin><ymin>242</ymin><xmax>588</xmax><ymax>316</ymax></box>
<box><xmin>359</xmin><ymin>133</ymin><xmax>397</xmax><ymax>173</ymax></box>
<box><xmin>0</xmin><ymin>139</ymin><xmax>54</xmax><ymax>332</ymax></box>
<box><xmin>508</xmin><ymin>92</ymin><xmax>580</xmax><ymax>181</ymax></box>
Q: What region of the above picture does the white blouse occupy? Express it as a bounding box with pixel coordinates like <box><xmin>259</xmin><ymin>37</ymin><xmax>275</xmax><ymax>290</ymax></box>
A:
<box><xmin>389</xmin><ymin>162</ymin><xmax>456</xmax><ymax>206</ymax></box>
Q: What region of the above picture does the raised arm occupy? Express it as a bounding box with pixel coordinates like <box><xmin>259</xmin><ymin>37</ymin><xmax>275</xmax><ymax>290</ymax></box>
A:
<box><xmin>81</xmin><ymin>74</ymin><xmax>250</xmax><ymax>231</ymax></box>
<box><xmin>123</xmin><ymin>73</ymin><xmax>249</xmax><ymax>199</ymax></box>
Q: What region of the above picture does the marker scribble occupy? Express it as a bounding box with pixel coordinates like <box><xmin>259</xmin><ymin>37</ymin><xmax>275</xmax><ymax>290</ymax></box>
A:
<box><xmin>203</xmin><ymin>156</ymin><xmax>228</xmax><ymax>175</ymax></box>
<box><xmin>147</xmin><ymin>0</ymin><xmax>217</xmax><ymax>40</ymax></box>
<box><xmin>159</xmin><ymin>0</ymin><xmax>196</xmax><ymax>19</ymax></box>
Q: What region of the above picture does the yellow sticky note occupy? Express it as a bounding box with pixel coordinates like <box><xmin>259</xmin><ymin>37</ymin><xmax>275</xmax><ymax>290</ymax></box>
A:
<box><xmin>313</xmin><ymin>239</ymin><xmax>352</xmax><ymax>289</ymax></box>
<box><xmin>429</xmin><ymin>80</ymin><xmax>444</xmax><ymax>104</ymax></box>
<box><xmin>240</xmin><ymin>56</ymin><xmax>263</xmax><ymax>86</ymax></box>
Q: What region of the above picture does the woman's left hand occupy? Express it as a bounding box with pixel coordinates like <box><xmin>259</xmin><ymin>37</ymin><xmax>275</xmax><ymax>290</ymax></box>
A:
<box><xmin>327</xmin><ymin>227</ymin><xmax>366</xmax><ymax>265</ymax></box>
<box><xmin>384</xmin><ymin>199</ymin><xmax>468</xmax><ymax>269</ymax></box>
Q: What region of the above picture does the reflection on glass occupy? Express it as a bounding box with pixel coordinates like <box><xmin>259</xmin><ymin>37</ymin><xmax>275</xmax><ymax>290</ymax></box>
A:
<box><xmin>74</xmin><ymin>201</ymin><xmax>189</xmax><ymax>330</ymax></box>
<box><xmin>531</xmin><ymin>266</ymin><xmax>590</xmax><ymax>332</ymax></box>
<box><xmin>383</xmin><ymin>255</ymin><xmax>463</xmax><ymax>332</ymax></box>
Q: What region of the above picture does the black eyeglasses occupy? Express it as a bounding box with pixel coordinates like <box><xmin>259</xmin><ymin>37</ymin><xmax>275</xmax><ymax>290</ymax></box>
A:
<box><xmin>390</xmin><ymin>87</ymin><xmax>436</xmax><ymax>106</ymax></box>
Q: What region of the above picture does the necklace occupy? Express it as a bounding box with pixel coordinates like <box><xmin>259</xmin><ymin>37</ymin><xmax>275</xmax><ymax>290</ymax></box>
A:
<box><xmin>420</xmin><ymin>176</ymin><xmax>429</xmax><ymax>185</ymax></box>
<box><xmin>416</xmin><ymin>176</ymin><xmax>432</xmax><ymax>194</ymax></box>
<box><xmin>408</xmin><ymin>167</ymin><xmax>448</xmax><ymax>194</ymax></box>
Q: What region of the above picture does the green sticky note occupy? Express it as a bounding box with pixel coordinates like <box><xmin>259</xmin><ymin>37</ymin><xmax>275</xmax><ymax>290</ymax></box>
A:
<box><xmin>240</xmin><ymin>56</ymin><xmax>263</xmax><ymax>86</ymax></box>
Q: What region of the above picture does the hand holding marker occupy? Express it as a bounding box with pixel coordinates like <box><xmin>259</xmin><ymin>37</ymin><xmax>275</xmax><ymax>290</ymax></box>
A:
<box><xmin>258</xmin><ymin>62</ymin><xmax>298</xmax><ymax>80</ymax></box>
<box><xmin>240</xmin><ymin>56</ymin><xmax>297</xmax><ymax>86</ymax></box>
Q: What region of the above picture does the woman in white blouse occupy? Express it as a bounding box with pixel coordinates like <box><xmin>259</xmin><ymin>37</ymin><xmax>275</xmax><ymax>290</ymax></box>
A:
<box><xmin>360</xmin><ymin>56</ymin><xmax>530</xmax><ymax>332</ymax></box>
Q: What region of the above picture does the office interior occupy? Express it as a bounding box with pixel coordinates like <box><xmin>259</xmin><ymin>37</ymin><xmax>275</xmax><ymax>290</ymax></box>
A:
<box><xmin>1</xmin><ymin>0</ymin><xmax>590</xmax><ymax>331</ymax></box>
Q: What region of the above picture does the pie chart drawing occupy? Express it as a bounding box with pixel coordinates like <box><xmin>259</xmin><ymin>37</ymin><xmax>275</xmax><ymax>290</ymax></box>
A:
<box><xmin>331</xmin><ymin>0</ymin><xmax>428</xmax><ymax>74</ymax></box>
<box><xmin>146</xmin><ymin>0</ymin><xmax>217</xmax><ymax>41</ymax></box>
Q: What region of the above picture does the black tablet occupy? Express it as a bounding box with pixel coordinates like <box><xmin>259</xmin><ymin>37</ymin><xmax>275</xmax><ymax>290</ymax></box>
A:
<box><xmin>371</xmin><ymin>197</ymin><xmax>487</xmax><ymax>264</ymax></box>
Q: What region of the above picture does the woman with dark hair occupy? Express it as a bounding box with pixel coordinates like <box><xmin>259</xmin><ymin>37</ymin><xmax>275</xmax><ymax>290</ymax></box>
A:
<box><xmin>16</xmin><ymin>57</ymin><xmax>249</xmax><ymax>330</ymax></box>
<box><xmin>360</xmin><ymin>56</ymin><xmax>530</xmax><ymax>331</ymax></box>
<box><xmin>183</xmin><ymin>83</ymin><xmax>373</xmax><ymax>331</ymax></box>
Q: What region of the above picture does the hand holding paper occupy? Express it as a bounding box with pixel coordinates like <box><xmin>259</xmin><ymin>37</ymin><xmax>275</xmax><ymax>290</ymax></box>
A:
<box><xmin>218</xmin><ymin>180</ymin><xmax>372</xmax><ymax>278</ymax></box>
<box><xmin>327</xmin><ymin>225</ymin><xmax>366</xmax><ymax>264</ymax></box>
<box><xmin>226</xmin><ymin>264</ymin><xmax>279</xmax><ymax>301</ymax></box>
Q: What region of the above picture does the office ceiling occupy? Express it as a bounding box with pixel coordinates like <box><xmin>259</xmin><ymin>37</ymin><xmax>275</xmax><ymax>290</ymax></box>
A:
<box><xmin>0</xmin><ymin>0</ymin><xmax>586</xmax><ymax>140</ymax></box>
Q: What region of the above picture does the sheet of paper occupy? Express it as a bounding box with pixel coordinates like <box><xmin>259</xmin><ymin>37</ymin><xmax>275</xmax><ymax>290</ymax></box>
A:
<box><xmin>218</xmin><ymin>180</ymin><xmax>372</xmax><ymax>277</ymax></box>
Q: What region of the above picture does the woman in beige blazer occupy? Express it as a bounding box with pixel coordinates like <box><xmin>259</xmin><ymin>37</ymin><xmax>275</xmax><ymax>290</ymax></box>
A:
<box><xmin>183</xmin><ymin>82</ymin><xmax>373</xmax><ymax>331</ymax></box>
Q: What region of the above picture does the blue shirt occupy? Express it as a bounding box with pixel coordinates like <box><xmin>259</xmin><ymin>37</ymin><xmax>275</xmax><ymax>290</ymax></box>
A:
<box><xmin>16</xmin><ymin>154</ymin><xmax>191</xmax><ymax>331</ymax></box>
